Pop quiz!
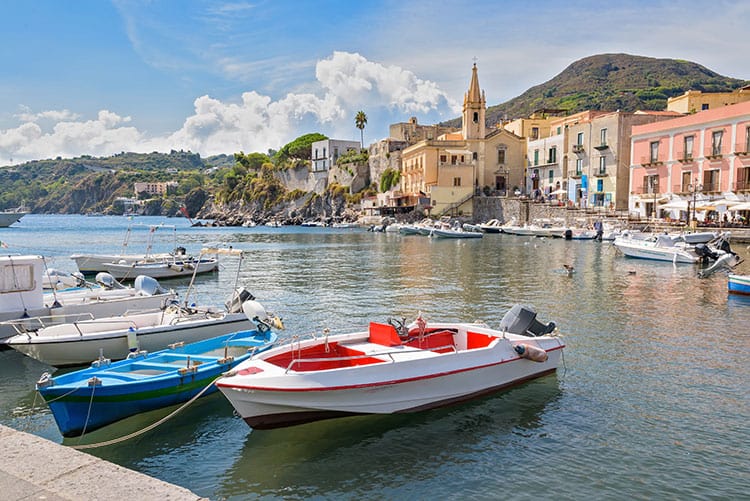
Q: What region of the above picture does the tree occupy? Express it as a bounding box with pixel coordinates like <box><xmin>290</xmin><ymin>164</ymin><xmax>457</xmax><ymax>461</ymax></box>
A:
<box><xmin>355</xmin><ymin>111</ymin><xmax>367</xmax><ymax>149</ymax></box>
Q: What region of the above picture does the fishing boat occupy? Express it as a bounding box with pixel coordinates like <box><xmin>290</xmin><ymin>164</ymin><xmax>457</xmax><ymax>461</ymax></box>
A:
<box><xmin>5</xmin><ymin>287</ymin><xmax>263</xmax><ymax>367</ymax></box>
<box><xmin>35</xmin><ymin>302</ymin><xmax>281</xmax><ymax>437</ymax></box>
<box><xmin>216</xmin><ymin>304</ymin><xmax>564</xmax><ymax>430</ymax></box>
<box><xmin>0</xmin><ymin>255</ymin><xmax>175</xmax><ymax>343</ymax></box>
<box><xmin>728</xmin><ymin>274</ymin><xmax>750</xmax><ymax>295</ymax></box>
<box><xmin>0</xmin><ymin>207</ymin><xmax>27</xmax><ymax>228</ymax></box>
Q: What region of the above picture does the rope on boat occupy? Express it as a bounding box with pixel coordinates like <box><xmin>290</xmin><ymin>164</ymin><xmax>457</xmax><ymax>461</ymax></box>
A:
<box><xmin>70</xmin><ymin>375</ymin><xmax>224</xmax><ymax>450</ymax></box>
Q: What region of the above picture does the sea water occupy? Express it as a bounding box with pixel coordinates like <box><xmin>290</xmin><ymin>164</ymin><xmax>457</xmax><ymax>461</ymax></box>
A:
<box><xmin>1</xmin><ymin>214</ymin><xmax>748</xmax><ymax>500</ymax></box>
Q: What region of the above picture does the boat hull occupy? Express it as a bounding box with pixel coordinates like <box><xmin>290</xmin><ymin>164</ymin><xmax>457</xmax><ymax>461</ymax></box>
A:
<box><xmin>0</xmin><ymin>211</ymin><xmax>27</xmax><ymax>227</ymax></box>
<box><xmin>613</xmin><ymin>239</ymin><xmax>698</xmax><ymax>263</ymax></box>
<box><xmin>8</xmin><ymin>313</ymin><xmax>253</xmax><ymax>366</ymax></box>
<box><xmin>38</xmin><ymin>330</ymin><xmax>276</xmax><ymax>436</ymax></box>
<box><xmin>71</xmin><ymin>253</ymin><xmax>173</xmax><ymax>274</ymax></box>
<box><xmin>728</xmin><ymin>274</ymin><xmax>750</xmax><ymax>295</ymax></box>
<box><xmin>103</xmin><ymin>259</ymin><xmax>219</xmax><ymax>279</ymax></box>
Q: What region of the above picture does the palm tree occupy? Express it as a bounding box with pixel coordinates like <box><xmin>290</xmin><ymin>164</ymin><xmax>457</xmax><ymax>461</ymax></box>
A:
<box><xmin>355</xmin><ymin>111</ymin><xmax>367</xmax><ymax>149</ymax></box>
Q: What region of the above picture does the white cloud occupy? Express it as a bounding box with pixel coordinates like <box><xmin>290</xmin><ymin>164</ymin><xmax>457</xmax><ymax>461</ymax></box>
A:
<box><xmin>0</xmin><ymin>52</ymin><xmax>456</xmax><ymax>164</ymax></box>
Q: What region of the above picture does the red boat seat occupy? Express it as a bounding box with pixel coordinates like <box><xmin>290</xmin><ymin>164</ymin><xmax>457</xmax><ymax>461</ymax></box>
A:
<box><xmin>369</xmin><ymin>322</ymin><xmax>402</xmax><ymax>346</ymax></box>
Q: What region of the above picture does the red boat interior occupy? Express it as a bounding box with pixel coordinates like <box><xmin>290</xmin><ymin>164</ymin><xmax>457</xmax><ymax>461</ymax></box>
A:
<box><xmin>264</xmin><ymin>323</ymin><xmax>498</xmax><ymax>372</ymax></box>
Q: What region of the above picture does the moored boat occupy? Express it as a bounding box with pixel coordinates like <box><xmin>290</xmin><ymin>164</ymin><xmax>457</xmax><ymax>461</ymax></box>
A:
<box><xmin>217</xmin><ymin>304</ymin><xmax>564</xmax><ymax>430</ymax></box>
<box><xmin>102</xmin><ymin>256</ymin><xmax>219</xmax><ymax>280</ymax></box>
<box><xmin>36</xmin><ymin>306</ymin><xmax>281</xmax><ymax>437</ymax></box>
<box><xmin>0</xmin><ymin>208</ymin><xmax>27</xmax><ymax>228</ymax></box>
<box><xmin>728</xmin><ymin>274</ymin><xmax>750</xmax><ymax>295</ymax></box>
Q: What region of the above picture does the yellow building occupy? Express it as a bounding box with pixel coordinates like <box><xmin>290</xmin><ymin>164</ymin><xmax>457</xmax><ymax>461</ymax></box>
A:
<box><xmin>667</xmin><ymin>86</ymin><xmax>750</xmax><ymax>114</ymax></box>
<box><xmin>400</xmin><ymin>64</ymin><xmax>526</xmax><ymax>216</ymax></box>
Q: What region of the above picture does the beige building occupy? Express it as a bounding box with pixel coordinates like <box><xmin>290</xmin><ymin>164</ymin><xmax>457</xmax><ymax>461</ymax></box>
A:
<box><xmin>389</xmin><ymin>117</ymin><xmax>457</xmax><ymax>146</ymax></box>
<box><xmin>400</xmin><ymin>64</ymin><xmax>526</xmax><ymax>216</ymax></box>
<box><xmin>133</xmin><ymin>182</ymin><xmax>177</xmax><ymax>197</ymax></box>
<box><xmin>667</xmin><ymin>86</ymin><xmax>750</xmax><ymax>114</ymax></box>
<box><xmin>503</xmin><ymin>110</ymin><xmax>565</xmax><ymax>141</ymax></box>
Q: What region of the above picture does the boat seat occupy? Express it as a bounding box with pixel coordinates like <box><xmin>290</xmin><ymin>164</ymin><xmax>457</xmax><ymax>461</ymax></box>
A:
<box><xmin>369</xmin><ymin>322</ymin><xmax>402</xmax><ymax>346</ymax></box>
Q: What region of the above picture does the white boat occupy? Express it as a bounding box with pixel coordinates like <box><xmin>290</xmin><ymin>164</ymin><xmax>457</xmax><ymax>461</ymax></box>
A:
<box><xmin>42</xmin><ymin>268</ymin><xmax>86</xmax><ymax>290</ymax></box>
<box><xmin>614</xmin><ymin>233</ymin><xmax>700</xmax><ymax>263</ymax></box>
<box><xmin>102</xmin><ymin>256</ymin><xmax>219</xmax><ymax>280</ymax></box>
<box><xmin>0</xmin><ymin>208</ymin><xmax>27</xmax><ymax>228</ymax></box>
<box><xmin>431</xmin><ymin>223</ymin><xmax>483</xmax><ymax>238</ymax></box>
<box><xmin>477</xmin><ymin>219</ymin><xmax>504</xmax><ymax>233</ymax></box>
<box><xmin>398</xmin><ymin>224</ymin><xmax>421</xmax><ymax>235</ymax></box>
<box><xmin>217</xmin><ymin>304</ymin><xmax>564</xmax><ymax>430</ymax></box>
<box><xmin>0</xmin><ymin>255</ymin><xmax>176</xmax><ymax>343</ymax></box>
<box><xmin>71</xmin><ymin>224</ymin><xmax>181</xmax><ymax>274</ymax></box>
<box><xmin>5</xmin><ymin>288</ymin><xmax>267</xmax><ymax>367</ymax></box>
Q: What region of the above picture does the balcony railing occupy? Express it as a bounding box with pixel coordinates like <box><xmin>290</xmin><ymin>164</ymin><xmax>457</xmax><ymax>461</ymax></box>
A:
<box><xmin>702</xmin><ymin>182</ymin><xmax>720</xmax><ymax>193</ymax></box>
<box><xmin>570</xmin><ymin>170</ymin><xmax>583</xmax><ymax>178</ymax></box>
<box><xmin>594</xmin><ymin>169</ymin><xmax>607</xmax><ymax>177</ymax></box>
<box><xmin>593</xmin><ymin>142</ymin><xmax>609</xmax><ymax>151</ymax></box>
<box><xmin>633</xmin><ymin>184</ymin><xmax>660</xmax><ymax>195</ymax></box>
<box><xmin>705</xmin><ymin>147</ymin><xmax>723</xmax><ymax>159</ymax></box>
<box><xmin>639</xmin><ymin>156</ymin><xmax>663</xmax><ymax>166</ymax></box>
<box><xmin>735</xmin><ymin>143</ymin><xmax>750</xmax><ymax>155</ymax></box>
<box><xmin>572</xmin><ymin>144</ymin><xmax>584</xmax><ymax>153</ymax></box>
<box><xmin>734</xmin><ymin>180</ymin><xmax>750</xmax><ymax>192</ymax></box>
<box><xmin>675</xmin><ymin>151</ymin><xmax>694</xmax><ymax>163</ymax></box>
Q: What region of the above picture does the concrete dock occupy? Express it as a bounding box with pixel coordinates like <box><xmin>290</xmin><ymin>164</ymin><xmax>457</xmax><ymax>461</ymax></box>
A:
<box><xmin>0</xmin><ymin>424</ymin><xmax>204</xmax><ymax>500</ymax></box>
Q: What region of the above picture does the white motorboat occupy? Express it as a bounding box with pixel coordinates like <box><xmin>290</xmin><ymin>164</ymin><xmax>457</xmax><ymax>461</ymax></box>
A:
<box><xmin>477</xmin><ymin>219</ymin><xmax>504</xmax><ymax>233</ymax></box>
<box><xmin>431</xmin><ymin>223</ymin><xmax>483</xmax><ymax>238</ymax></box>
<box><xmin>217</xmin><ymin>304</ymin><xmax>564</xmax><ymax>430</ymax></box>
<box><xmin>5</xmin><ymin>288</ymin><xmax>264</xmax><ymax>367</ymax></box>
<box><xmin>102</xmin><ymin>256</ymin><xmax>219</xmax><ymax>280</ymax></box>
<box><xmin>614</xmin><ymin>233</ymin><xmax>700</xmax><ymax>263</ymax></box>
<box><xmin>0</xmin><ymin>208</ymin><xmax>27</xmax><ymax>228</ymax></box>
<box><xmin>0</xmin><ymin>255</ymin><xmax>176</xmax><ymax>343</ymax></box>
<box><xmin>71</xmin><ymin>224</ymin><xmax>181</xmax><ymax>274</ymax></box>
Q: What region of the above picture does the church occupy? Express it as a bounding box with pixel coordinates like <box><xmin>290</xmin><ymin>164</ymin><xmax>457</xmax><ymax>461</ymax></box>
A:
<box><xmin>399</xmin><ymin>64</ymin><xmax>526</xmax><ymax>216</ymax></box>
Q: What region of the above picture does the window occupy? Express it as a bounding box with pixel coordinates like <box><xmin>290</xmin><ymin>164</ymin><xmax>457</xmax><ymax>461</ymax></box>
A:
<box><xmin>531</xmin><ymin>127</ymin><xmax>539</xmax><ymax>140</ymax></box>
<box><xmin>314</xmin><ymin>148</ymin><xmax>318</xmax><ymax>159</ymax></box>
<box><xmin>746</xmin><ymin>126</ymin><xmax>750</xmax><ymax>153</ymax></box>
<box><xmin>597</xmin><ymin>179</ymin><xmax>604</xmax><ymax>192</ymax></box>
<box><xmin>473</xmin><ymin>112</ymin><xmax>478</xmax><ymax>123</ymax></box>
<box><xmin>702</xmin><ymin>103</ymin><xmax>709</xmax><ymax>110</ymax></box>
<box><xmin>576</xmin><ymin>132</ymin><xmax>584</xmax><ymax>145</ymax></box>
<box><xmin>684</xmin><ymin>136</ymin><xmax>694</xmax><ymax>160</ymax></box>
<box><xmin>575</xmin><ymin>158</ymin><xmax>583</xmax><ymax>176</ymax></box>
<box><xmin>497</xmin><ymin>149</ymin><xmax>506</xmax><ymax>164</ymax></box>
<box><xmin>548</xmin><ymin>170</ymin><xmax>554</xmax><ymax>184</ymax></box>
<box><xmin>681</xmin><ymin>171</ymin><xmax>692</xmax><ymax>192</ymax></box>
<box><xmin>533</xmin><ymin>149</ymin><xmax>539</xmax><ymax>166</ymax></box>
<box><xmin>548</xmin><ymin>147</ymin><xmax>557</xmax><ymax>163</ymax></box>
<box><xmin>600</xmin><ymin>128</ymin><xmax>607</xmax><ymax>146</ymax></box>
<box><xmin>453</xmin><ymin>177</ymin><xmax>461</xmax><ymax>187</ymax></box>
<box><xmin>599</xmin><ymin>156</ymin><xmax>606</xmax><ymax>175</ymax></box>
<box><xmin>650</xmin><ymin>141</ymin><xmax>659</xmax><ymax>163</ymax></box>
<box><xmin>323</xmin><ymin>147</ymin><xmax>327</xmax><ymax>158</ymax></box>
<box><xmin>0</xmin><ymin>264</ymin><xmax>35</xmax><ymax>293</ymax></box>
<box><xmin>703</xmin><ymin>169</ymin><xmax>719</xmax><ymax>191</ymax></box>
<box><xmin>712</xmin><ymin>130</ymin><xmax>723</xmax><ymax>156</ymax></box>
<box><xmin>440</xmin><ymin>154</ymin><xmax>447</xmax><ymax>163</ymax></box>
<box><xmin>557</xmin><ymin>126</ymin><xmax>562</xmax><ymax>135</ymax></box>
<box><xmin>472</xmin><ymin>152</ymin><xmax>477</xmax><ymax>161</ymax></box>
<box><xmin>451</xmin><ymin>155</ymin><xmax>457</xmax><ymax>165</ymax></box>
<box><xmin>645</xmin><ymin>175</ymin><xmax>659</xmax><ymax>194</ymax></box>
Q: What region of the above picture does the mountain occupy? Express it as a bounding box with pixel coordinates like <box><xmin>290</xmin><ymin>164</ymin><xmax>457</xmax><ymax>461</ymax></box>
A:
<box><xmin>446</xmin><ymin>53</ymin><xmax>748</xmax><ymax>126</ymax></box>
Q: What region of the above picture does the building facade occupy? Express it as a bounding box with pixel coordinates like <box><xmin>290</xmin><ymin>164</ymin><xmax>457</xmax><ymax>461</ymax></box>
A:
<box><xmin>389</xmin><ymin>117</ymin><xmax>457</xmax><ymax>146</ymax></box>
<box><xmin>629</xmin><ymin>100</ymin><xmax>750</xmax><ymax>219</ymax></box>
<box><xmin>667</xmin><ymin>86</ymin><xmax>750</xmax><ymax>114</ymax></box>
<box><xmin>311</xmin><ymin>139</ymin><xmax>360</xmax><ymax>172</ymax></box>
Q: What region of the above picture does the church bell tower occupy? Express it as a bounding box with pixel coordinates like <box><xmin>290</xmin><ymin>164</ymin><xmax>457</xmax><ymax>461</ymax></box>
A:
<box><xmin>462</xmin><ymin>63</ymin><xmax>486</xmax><ymax>140</ymax></box>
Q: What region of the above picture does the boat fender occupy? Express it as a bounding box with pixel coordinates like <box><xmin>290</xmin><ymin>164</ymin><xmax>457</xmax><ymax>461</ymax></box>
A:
<box><xmin>127</xmin><ymin>328</ymin><xmax>139</xmax><ymax>352</ymax></box>
<box><xmin>36</xmin><ymin>372</ymin><xmax>54</xmax><ymax>388</ymax></box>
<box><xmin>514</xmin><ymin>343</ymin><xmax>548</xmax><ymax>362</ymax></box>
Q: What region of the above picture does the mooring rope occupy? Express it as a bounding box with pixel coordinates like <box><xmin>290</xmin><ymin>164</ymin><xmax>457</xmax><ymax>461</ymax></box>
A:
<box><xmin>70</xmin><ymin>375</ymin><xmax>224</xmax><ymax>450</ymax></box>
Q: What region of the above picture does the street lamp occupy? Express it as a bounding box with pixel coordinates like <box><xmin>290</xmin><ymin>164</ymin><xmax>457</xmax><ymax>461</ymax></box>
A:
<box><xmin>688</xmin><ymin>182</ymin><xmax>703</xmax><ymax>228</ymax></box>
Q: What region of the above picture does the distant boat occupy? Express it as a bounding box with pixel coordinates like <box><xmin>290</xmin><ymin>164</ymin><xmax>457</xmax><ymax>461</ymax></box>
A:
<box><xmin>102</xmin><ymin>256</ymin><xmax>219</xmax><ymax>280</ymax></box>
<box><xmin>0</xmin><ymin>208</ymin><xmax>27</xmax><ymax>228</ymax></box>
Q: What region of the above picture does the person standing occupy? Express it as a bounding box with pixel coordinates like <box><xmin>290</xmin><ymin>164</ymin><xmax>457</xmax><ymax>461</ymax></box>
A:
<box><xmin>594</xmin><ymin>219</ymin><xmax>603</xmax><ymax>241</ymax></box>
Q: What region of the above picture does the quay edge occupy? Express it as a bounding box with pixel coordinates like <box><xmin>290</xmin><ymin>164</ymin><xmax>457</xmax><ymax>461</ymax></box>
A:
<box><xmin>0</xmin><ymin>424</ymin><xmax>205</xmax><ymax>501</ymax></box>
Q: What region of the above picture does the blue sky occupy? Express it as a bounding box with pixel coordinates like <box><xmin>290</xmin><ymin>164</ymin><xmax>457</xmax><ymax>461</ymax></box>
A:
<box><xmin>1</xmin><ymin>0</ymin><xmax>748</xmax><ymax>164</ymax></box>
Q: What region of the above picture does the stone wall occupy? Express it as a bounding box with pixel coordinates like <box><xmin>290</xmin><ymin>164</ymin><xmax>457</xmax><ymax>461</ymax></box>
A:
<box><xmin>328</xmin><ymin>161</ymin><xmax>370</xmax><ymax>194</ymax></box>
<box><xmin>275</xmin><ymin>164</ymin><xmax>328</xmax><ymax>193</ymax></box>
<box><xmin>472</xmin><ymin>196</ymin><xmax>606</xmax><ymax>226</ymax></box>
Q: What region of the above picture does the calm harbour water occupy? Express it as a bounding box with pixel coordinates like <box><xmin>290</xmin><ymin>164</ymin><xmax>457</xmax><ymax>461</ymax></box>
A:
<box><xmin>1</xmin><ymin>214</ymin><xmax>748</xmax><ymax>500</ymax></box>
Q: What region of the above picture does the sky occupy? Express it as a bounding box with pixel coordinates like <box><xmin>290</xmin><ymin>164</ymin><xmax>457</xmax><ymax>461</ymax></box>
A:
<box><xmin>1</xmin><ymin>0</ymin><xmax>749</xmax><ymax>166</ymax></box>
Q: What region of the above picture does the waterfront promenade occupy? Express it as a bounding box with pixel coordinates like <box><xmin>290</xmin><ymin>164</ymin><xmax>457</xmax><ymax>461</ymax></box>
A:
<box><xmin>0</xmin><ymin>425</ymin><xmax>202</xmax><ymax>500</ymax></box>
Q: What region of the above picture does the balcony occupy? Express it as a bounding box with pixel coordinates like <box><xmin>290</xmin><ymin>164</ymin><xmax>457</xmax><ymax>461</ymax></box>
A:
<box><xmin>634</xmin><ymin>184</ymin><xmax>660</xmax><ymax>195</ymax></box>
<box><xmin>735</xmin><ymin>180</ymin><xmax>750</xmax><ymax>192</ymax></box>
<box><xmin>639</xmin><ymin>156</ymin><xmax>663</xmax><ymax>167</ymax></box>
<box><xmin>735</xmin><ymin>143</ymin><xmax>750</xmax><ymax>156</ymax></box>
<box><xmin>705</xmin><ymin>147</ymin><xmax>723</xmax><ymax>160</ymax></box>
<box><xmin>675</xmin><ymin>151</ymin><xmax>694</xmax><ymax>163</ymax></box>
<box><xmin>593</xmin><ymin>142</ymin><xmax>609</xmax><ymax>151</ymax></box>
<box><xmin>572</xmin><ymin>144</ymin><xmax>584</xmax><ymax>153</ymax></box>
<box><xmin>593</xmin><ymin>169</ymin><xmax>608</xmax><ymax>177</ymax></box>
<box><xmin>570</xmin><ymin>171</ymin><xmax>583</xmax><ymax>179</ymax></box>
<box><xmin>702</xmin><ymin>182</ymin><xmax>720</xmax><ymax>193</ymax></box>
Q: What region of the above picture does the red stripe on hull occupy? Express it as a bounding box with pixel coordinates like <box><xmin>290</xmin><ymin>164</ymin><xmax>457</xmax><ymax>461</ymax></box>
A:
<box><xmin>241</xmin><ymin>368</ymin><xmax>557</xmax><ymax>430</ymax></box>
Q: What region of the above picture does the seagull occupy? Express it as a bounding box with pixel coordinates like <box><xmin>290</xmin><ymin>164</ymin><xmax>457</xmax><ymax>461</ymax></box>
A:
<box><xmin>562</xmin><ymin>264</ymin><xmax>574</xmax><ymax>275</ymax></box>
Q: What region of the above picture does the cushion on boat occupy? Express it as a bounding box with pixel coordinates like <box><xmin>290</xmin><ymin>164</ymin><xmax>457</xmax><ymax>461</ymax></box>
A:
<box><xmin>369</xmin><ymin>322</ymin><xmax>402</xmax><ymax>346</ymax></box>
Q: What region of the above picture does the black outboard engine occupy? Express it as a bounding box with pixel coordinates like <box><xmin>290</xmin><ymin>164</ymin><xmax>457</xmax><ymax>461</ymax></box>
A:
<box><xmin>564</xmin><ymin>229</ymin><xmax>573</xmax><ymax>240</ymax></box>
<box><xmin>499</xmin><ymin>304</ymin><xmax>556</xmax><ymax>337</ymax></box>
<box><xmin>694</xmin><ymin>243</ymin><xmax>720</xmax><ymax>264</ymax></box>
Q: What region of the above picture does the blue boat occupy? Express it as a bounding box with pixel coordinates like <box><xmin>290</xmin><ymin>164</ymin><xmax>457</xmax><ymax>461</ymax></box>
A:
<box><xmin>728</xmin><ymin>274</ymin><xmax>750</xmax><ymax>295</ymax></box>
<box><xmin>36</xmin><ymin>321</ymin><xmax>278</xmax><ymax>437</ymax></box>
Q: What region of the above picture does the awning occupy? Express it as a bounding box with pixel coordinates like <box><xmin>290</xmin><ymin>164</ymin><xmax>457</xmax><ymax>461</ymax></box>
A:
<box><xmin>660</xmin><ymin>200</ymin><xmax>689</xmax><ymax>210</ymax></box>
<box><xmin>728</xmin><ymin>202</ymin><xmax>750</xmax><ymax>211</ymax></box>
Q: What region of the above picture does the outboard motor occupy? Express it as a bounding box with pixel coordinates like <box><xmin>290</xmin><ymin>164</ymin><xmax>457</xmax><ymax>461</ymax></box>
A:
<box><xmin>694</xmin><ymin>243</ymin><xmax>720</xmax><ymax>264</ymax></box>
<box><xmin>564</xmin><ymin>229</ymin><xmax>573</xmax><ymax>240</ymax></box>
<box><xmin>225</xmin><ymin>287</ymin><xmax>255</xmax><ymax>313</ymax></box>
<box><xmin>134</xmin><ymin>275</ymin><xmax>169</xmax><ymax>296</ymax></box>
<box><xmin>241</xmin><ymin>299</ymin><xmax>283</xmax><ymax>332</ymax></box>
<box><xmin>499</xmin><ymin>304</ymin><xmax>556</xmax><ymax>337</ymax></box>
<box><xmin>72</xmin><ymin>271</ymin><xmax>86</xmax><ymax>288</ymax></box>
<box><xmin>95</xmin><ymin>272</ymin><xmax>126</xmax><ymax>290</ymax></box>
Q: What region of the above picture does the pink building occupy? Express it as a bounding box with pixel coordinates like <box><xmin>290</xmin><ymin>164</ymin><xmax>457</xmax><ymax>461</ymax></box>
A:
<box><xmin>629</xmin><ymin>101</ymin><xmax>750</xmax><ymax>219</ymax></box>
